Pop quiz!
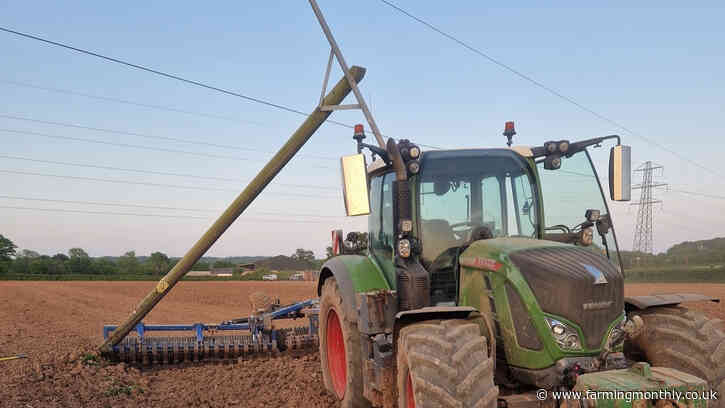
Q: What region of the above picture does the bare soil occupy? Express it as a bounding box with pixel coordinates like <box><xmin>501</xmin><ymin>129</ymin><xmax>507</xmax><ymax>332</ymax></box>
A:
<box><xmin>0</xmin><ymin>281</ymin><xmax>723</xmax><ymax>407</ymax></box>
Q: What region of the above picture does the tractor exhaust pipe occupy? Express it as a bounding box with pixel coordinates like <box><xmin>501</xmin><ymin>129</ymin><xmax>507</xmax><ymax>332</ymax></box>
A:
<box><xmin>100</xmin><ymin>66</ymin><xmax>366</xmax><ymax>353</ymax></box>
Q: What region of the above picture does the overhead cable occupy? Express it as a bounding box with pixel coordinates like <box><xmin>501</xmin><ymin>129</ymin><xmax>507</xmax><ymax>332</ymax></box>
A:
<box><xmin>378</xmin><ymin>0</ymin><xmax>723</xmax><ymax>178</ymax></box>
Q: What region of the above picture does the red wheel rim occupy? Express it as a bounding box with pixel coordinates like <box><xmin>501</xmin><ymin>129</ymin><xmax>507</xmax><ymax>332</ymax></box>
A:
<box><xmin>326</xmin><ymin>309</ymin><xmax>346</xmax><ymax>399</ymax></box>
<box><xmin>406</xmin><ymin>372</ymin><xmax>416</xmax><ymax>408</ymax></box>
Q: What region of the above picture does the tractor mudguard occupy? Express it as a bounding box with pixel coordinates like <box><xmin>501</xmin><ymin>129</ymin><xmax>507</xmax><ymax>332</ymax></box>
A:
<box><xmin>395</xmin><ymin>306</ymin><xmax>477</xmax><ymax>324</ymax></box>
<box><xmin>393</xmin><ymin>306</ymin><xmax>479</xmax><ymax>342</ymax></box>
<box><xmin>624</xmin><ymin>293</ymin><xmax>719</xmax><ymax>311</ymax></box>
<box><xmin>317</xmin><ymin>255</ymin><xmax>391</xmax><ymax>319</ymax></box>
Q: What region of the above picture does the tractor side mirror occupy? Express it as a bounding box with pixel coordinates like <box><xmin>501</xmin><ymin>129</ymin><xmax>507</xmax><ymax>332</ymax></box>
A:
<box><xmin>341</xmin><ymin>153</ymin><xmax>371</xmax><ymax>216</ymax></box>
<box><xmin>608</xmin><ymin>145</ymin><xmax>631</xmax><ymax>201</ymax></box>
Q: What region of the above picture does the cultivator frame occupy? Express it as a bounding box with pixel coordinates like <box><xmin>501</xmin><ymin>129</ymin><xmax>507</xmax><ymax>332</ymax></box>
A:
<box><xmin>102</xmin><ymin>299</ymin><xmax>319</xmax><ymax>364</ymax></box>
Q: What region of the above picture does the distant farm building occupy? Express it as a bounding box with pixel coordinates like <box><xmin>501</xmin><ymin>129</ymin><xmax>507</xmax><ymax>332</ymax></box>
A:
<box><xmin>187</xmin><ymin>267</ymin><xmax>235</xmax><ymax>278</ymax></box>
<box><xmin>210</xmin><ymin>267</ymin><xmax>234</xmax><ymax>277</ymax></box>
<box><xmin>187</xmin><ymin>271</ymin><xmax>213</xmax><ymax>277</ymax></box>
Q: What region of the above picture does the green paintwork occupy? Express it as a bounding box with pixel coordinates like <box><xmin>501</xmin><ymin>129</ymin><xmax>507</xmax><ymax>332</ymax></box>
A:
<box><xmin>573</xmin><ymin>363</ymin><xmax>708</xmax><ymax>408</ymax></box>
<box><xmin>374</xmin><ymin>248</ymin><xmax>396</xmax><ymax>290</ymax></box>
<box><xmin>459</xmin><ymin>237</ymin><xmax>624</xmax><ymax>369</ymax></box>
<box><xmin>337</xmin><ymin>254</ymin><xmax>392</xmax><ymax>293</ymax></box>
<box><xmin>468</xmin><ymin>236</ymin><xmax>571</xmax><ymax>253</ymax></box>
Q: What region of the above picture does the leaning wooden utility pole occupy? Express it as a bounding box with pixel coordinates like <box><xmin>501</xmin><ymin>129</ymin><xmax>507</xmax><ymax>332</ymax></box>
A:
<box><xmin>100</xmin><ymin>66</ymin><xmax>366</xmax><ymax>353</ymax></box>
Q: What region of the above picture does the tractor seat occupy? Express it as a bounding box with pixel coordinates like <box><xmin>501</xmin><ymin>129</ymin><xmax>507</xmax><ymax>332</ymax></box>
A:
<box><xmin>420</xmin><ymin>219</ymin><xmax>461</xmax><ymax>263</ymax></box>
<box><xmin>465</xmin><ymin>225</ymin><xmax>494</xmax><ymax>246</ymax></box>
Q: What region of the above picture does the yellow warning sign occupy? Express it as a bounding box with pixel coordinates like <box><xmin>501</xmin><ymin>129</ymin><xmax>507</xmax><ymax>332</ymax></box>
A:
<box><xmin>156</xmin><ymin>279</ymin><xmax>169</xmax><ymax>294</ymax></box>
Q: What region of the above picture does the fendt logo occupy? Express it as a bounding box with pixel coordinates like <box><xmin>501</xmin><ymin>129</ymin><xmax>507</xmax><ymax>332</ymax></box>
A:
<box><xmin>460</xmin><ymin>257</ymin><xmax>503</xmax><ymax>272</ymax></box>
<box><xmin>581</xmin><ymin>263</ymin><xmax>608</xmax><ymax>285</ymax></box>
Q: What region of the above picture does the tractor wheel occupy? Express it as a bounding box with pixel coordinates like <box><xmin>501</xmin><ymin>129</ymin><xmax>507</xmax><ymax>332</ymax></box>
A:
<box><xmin>397</xmin><ymin>319</ymin><xmax>498</xmax><ymax>408</ymax></box>
<box><xmin>319</xmin><ymin>278</ymin><xmax>369</xmax><ymax>407</ymax></box>
<box><xmin>627</xmin><ymin>306</ymin><xmax>725</xmax><ymax>408</ymax></box>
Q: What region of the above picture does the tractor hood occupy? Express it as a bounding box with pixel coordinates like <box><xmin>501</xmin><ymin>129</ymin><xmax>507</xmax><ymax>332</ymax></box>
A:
<box><xmin>460</xmin><ymin>238</ymin><xmax>624</xmax><ymax>350</ymax></box>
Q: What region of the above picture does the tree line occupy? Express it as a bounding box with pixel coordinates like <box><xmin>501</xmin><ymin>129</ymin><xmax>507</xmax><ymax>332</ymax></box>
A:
<box><xmin>620</xmin><ymin>237</ymin><xmax>725</xmax><ymax>268</ymax></box>
<box><xmin>0</xmin><ymin>233</ymin><xmax>234</xmax><ymax>276</ymax></box>
<box><xmin>0</xmin><ymin>233</ymin><xmax>322</xmax><ymax>276</ymax></box>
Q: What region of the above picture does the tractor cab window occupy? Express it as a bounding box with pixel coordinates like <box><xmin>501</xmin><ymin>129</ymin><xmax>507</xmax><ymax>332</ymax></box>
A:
<box><xmin>368</xmin><ymin>175</ymin><xmax>382</xmax><ymax>250</ymax></box>
<box><xmin>505</xmin><ymin>172</ymin><xmax>537</xmax><ymax>237</ymax></box>
<box><xmin>369</xmin><ymin>172</ymin><xmax>397</xmax><ymax>282</ymax></box>
<box><xmin>418</xmin><ymin>150</ymin><xmax>538</xmax><ymax>266</ymax></box>
<box><xmin>537</xmin><ymin>150</ymin><xmax>622</xmax><ymax>268</ymax></box>
<box><xmin>380</xmin><ymin>173</ymin><xmax>395</xmax><ymax>259</ymax></box>
<box><xmin>481</xmin><ymin>176</ymin><xmax>503</xmax><ymax>236</ymax></box>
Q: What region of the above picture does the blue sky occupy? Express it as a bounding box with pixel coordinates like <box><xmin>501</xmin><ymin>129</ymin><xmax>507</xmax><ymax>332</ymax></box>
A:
<box><xmin>2</xmin><ymin>1</ymin><xmax>723</xmax><ymax>257</ymax></box>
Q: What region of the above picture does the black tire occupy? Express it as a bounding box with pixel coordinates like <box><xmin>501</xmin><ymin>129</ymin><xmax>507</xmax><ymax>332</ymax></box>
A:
<box><xmin>397</xmin><ymin>319</ymin><xmax>499</xmax><ymax>408</ymax></box>
<box><xmin>627</xmin><ymin>306</ymin><xmax>725</xmax><ymax>408</ymax></box>
<box><xmin>319</xmin><ymin>278</ymin><xmax>370</xmax><ymax>407</ymax></box>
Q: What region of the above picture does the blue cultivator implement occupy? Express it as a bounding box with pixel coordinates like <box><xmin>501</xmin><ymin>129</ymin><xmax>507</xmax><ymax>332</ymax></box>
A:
<box><xmin>102</xmin><ymin>298</ymin><xmax>319</xmax><ymax>364</ymax></box>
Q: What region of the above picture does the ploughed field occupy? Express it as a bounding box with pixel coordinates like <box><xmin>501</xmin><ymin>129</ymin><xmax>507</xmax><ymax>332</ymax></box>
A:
<box><xmin>1</xmin><ymin>281</ymin><xmax>724</xmax><ymax>408</ymax></box>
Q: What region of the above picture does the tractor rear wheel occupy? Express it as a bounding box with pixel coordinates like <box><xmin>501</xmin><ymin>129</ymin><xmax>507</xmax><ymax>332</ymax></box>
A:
<box><xmin>627</xmin><ymin>306</ymin><xmax>725</xmax><ymax>408</ymax></box>
<box><xmin>397</xmin><ymin>319</ymin><xmax>498</xmax><ymax>408</ymax></box>
<box><xmin>319</xmin><ymin>278</ymin><xmax>369</xmax><ymax>407</ymax></box>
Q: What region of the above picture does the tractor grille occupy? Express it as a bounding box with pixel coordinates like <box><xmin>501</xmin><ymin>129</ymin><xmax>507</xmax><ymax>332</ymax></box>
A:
<box><xmin>506</xmin><ymin>283</ymin><xmax>542</xmax><ymax>350</ymax></box>
<box><xmin>509</xmin><ymin>247</ymin><xmax>623</xmax><ymax>349</ymax></box>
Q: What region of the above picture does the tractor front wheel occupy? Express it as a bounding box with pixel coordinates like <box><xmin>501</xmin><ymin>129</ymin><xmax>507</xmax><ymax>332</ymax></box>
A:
<box><xmin>319</xmin><ymin>278</ymin><xmax>369</xmax><ymax>407</ymax></box>
<box><xmin>627</xmin><ymin>306</ymin><xmax>725</xmax><ymax>408</ymax></box>
<box><xmin>397</xmin><ymin>319</ymin><xmax>499</xmax><ymax>408</ymax></box>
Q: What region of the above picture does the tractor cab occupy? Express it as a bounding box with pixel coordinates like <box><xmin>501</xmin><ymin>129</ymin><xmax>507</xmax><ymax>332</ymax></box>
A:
<box><xmin>349</xmin><ymin>124</ymin><xmax>631</xmax><ymax>307</ymax></box>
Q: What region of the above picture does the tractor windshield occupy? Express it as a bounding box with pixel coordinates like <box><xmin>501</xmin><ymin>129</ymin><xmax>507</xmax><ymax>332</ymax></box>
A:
<box><xmin>417</xmin><ymin>149</ymin><xmax>539</xmax><ymax>265</ymax></box>
<box><xmin>537</xmin><ymin>149</ymin><xmax>622</xmax><ymax>268</ymax></box>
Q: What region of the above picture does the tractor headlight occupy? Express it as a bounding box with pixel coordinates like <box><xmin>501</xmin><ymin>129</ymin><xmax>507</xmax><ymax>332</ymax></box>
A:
<box><xmin>559</xmin><ymin>141</ymin><xmax>569</xmax><ymax>153</ymax></box>
<box><xmin>409</xmin><ymin>146</ymin><xmax>421</xmax><ymax>159</ymax></box>
<box><xmin>407</xmin><ymin>160</ymin><xmax>420</xmax><ymax>174</ymax></box>
<box><xmin>398</xmin><ymin>239</ymin><xmax>411</xmax><ymax>258</ymax></box>
<box><xmin>579</xmin><ymin>227</ymin><xmax>594</xmax><ymax>246</ymax></box>
<box><xmin>605</xmin><ymin>315</ymin><xmax>627</xmax><ymax>351</ymax></box>
<box><xmin>545</xmin><ymin>317</ymin><xmax>582</xmax><ymax>351</ymax></box>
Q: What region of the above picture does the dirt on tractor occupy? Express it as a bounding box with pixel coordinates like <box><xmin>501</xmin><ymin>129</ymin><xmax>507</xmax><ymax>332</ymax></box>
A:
<box><xmin>0</xmin><ymin>281</ymin><xmax>723</xmax><ymax>408</ymax></box>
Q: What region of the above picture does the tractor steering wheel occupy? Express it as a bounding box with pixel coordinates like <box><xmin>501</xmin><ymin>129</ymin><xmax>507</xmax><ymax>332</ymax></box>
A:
<box><xmin>450</xmin><ymin>221</ymin><xmax>477</xmax><ymax>240</ymax></box>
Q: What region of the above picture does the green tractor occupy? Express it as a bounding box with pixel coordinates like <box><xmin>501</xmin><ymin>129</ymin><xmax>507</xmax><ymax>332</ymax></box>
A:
<box><xmin>317</xmin><ymin>123</ymin><xmax>724</xmax><ymax>408</ymax></box>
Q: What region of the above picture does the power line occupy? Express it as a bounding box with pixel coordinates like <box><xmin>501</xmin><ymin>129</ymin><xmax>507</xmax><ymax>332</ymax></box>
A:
<box><xmin>0</xmin><ymin>154</ymin><xmax>338</xmax><ymax>190</ymax></box>
<box><xmin>0</xmin><ymin>27</ymin><xmax>313</xmax><ymax>117</ymax></box>
<box><xmin>0</xmin><ymin>113</ymin><xmax>337</xmax><ymax>161</ymax></box>
<box><xmin>0</xmin><ymin>205</ymin><xmax>340</xmax><ymax>224</ymax></box>
<box><xmin>0</xmin><ymin>169</ymin><xmax>338</xmax><ymax>198</ymax></box>
<box><xmin>0</xmin><ymin>194</ymin><xmax>344</xmax><ymax>218</ymax></box>
<box><xmin>378</xmin><ymin>0</ymin><xmax>724</xmax><ymax>178</ymax></box>
<box><xmin>0</xmin><ymin>79</ymin><xmax>265</xmax><ymax>126</ymax></box>
<box><xmin>668</xmin><ymin>188</ymin><xmax>725</xmax><ymax>201</ymax></box>
<box><xmin>0</xmin><ymin>128</ymin><xmax>334</xmax><ymax>169</ymax></box>
<box><xmin>0</xmin><ymin>28</ymin><xmax>443</xmax><ymax>150</ymax></box>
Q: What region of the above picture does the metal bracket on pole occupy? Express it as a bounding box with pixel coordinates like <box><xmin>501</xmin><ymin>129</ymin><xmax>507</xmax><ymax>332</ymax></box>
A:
<box><xmin>309</xmin><ymin>0</ymin><xmax>387</xmax><ymax>149</ymax></box>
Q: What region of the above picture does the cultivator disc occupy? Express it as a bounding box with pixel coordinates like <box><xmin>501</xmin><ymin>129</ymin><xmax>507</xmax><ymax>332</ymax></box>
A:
<box><xmin>108</xmin><ymin>328</ymin><xmax>318</xmax><ymax>365</ymax></box>
<box><xmin>102</xmin><ymin>298</ymin><xmax>320</xmax><ymax>365</ymax></box>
